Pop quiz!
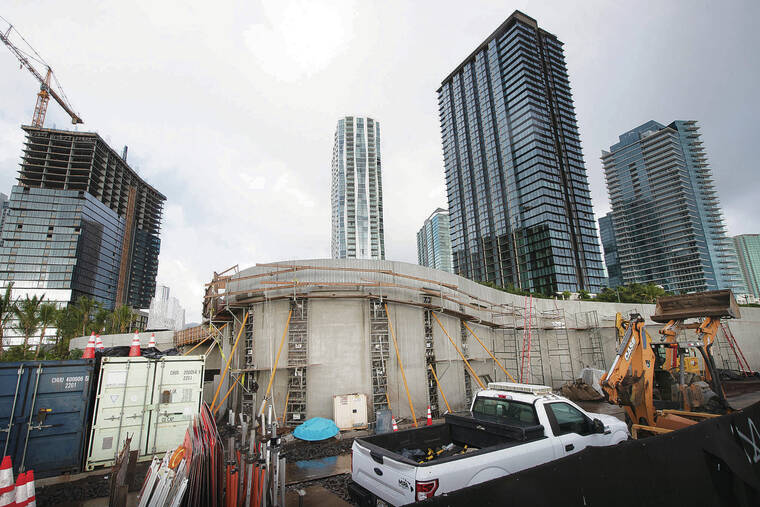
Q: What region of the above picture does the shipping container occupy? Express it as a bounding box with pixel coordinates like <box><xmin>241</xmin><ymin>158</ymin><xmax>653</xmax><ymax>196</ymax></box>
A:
<box><xmin>85</xmin><ymin>355</ymin><xmax>204</xmax><ymax>470</ymax></box>
<box><xmin>0</xmin><ymin>360</ymin><xmax>96</xmax><ymax>478</ymax></box>
<box><xmin>333</xmin><ymin>393</ymin><xmax>368</xmax><ymax>430</ymax></box>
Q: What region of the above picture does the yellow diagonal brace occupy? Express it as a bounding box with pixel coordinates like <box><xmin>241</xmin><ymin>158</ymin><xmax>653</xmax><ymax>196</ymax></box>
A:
<box><xmin>385</xmin><ymin>303</ymin><xmax>417</xmax><ymax>427</ymax></box>
<box><xmin>431</xmin><ymin>312</ymin><xmax>485</xmax><ymax>389</ymax></box>
<box><xmin>427</xmin><ymin>364</ymin><xmax>451</xmax><ymax>413</ymax></box>
<box><xmin>258</xmin><ymin>309</ymin><xmax>293</xmax><ymax>417</ymax></box>
<box><xmin>462</xmin><ymin>321</ymin><xmax>516</xmax><ymax>382</ymax></box>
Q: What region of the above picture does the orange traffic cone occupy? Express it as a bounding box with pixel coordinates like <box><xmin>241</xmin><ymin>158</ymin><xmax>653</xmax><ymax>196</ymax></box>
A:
<box><xmin>25</xmin><ymin>470</ymin><xmax>35</xmax><ymax>507</ymax></box>
<box><xmin>82</xmin><ymin>332</ymin><xmax>96</xmax><ymax>359</ymax></box>
<box><xmin>0</xmin><ymin>456</ymin><xmax>14</xmax><ymax>507</ymax></box>
<box><xmin>391</xmin><ymin>417</ymin><xmax>398</xmax><ymax>432</ymax></box>
<box><xmin>148</xmin><ymin>333</ymin><xmax>156</xmax><ymax>348</ymax></box>
<box><xmin>128</xmin><ymin>331</ymin><xmax>141</xmax><ymax>357</ymax></box>
<box><xmin>95</xmin><ymin>334</ymin><xmax>104</xmax><ymax>352</ymax></box>
<box><xmin>14</xmin><ymin>471</ymin><xmax>27</xmax><ymax>507</ymax></box>
<box><xmin>426</xmin><ymin>406</ymin><xmax>433</xmax><ymax>426</ymax></box>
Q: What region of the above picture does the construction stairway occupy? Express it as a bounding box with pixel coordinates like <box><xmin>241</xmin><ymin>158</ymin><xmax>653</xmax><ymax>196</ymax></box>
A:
<box><xmin>286</xmin><ymin>298</ymin><xmax>308</xmax><ymax>425</ymax></box>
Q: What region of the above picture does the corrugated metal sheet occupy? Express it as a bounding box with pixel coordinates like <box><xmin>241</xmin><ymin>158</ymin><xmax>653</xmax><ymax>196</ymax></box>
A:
<box><xmin>0</xmin><ymin>360</ymin><xmax>96</xmax><ymax>478</ymax></box>
<box><xmin>86</xmin><ymin>356</ymin><xmax>204</xmax><ymax>470</ymax></box>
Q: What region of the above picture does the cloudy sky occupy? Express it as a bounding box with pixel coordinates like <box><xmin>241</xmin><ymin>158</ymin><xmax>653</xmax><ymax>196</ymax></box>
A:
<box><xmin>1</xmin><ymin>0</ymin><xmax>757</xmax><ymax>320</ymax></box>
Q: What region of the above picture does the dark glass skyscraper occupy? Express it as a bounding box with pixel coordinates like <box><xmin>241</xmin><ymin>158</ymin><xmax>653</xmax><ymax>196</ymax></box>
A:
<box><xmin>599</xmin><ymin>213</ymin><xmax>622</xmax><ymax>288</ymax></box>
<box><xmin>438</xmin><ymin>11</ymin><xmax>604</xmax><ymax>295</ymax></box>
<box><xmin>601</xmin><ymin>120</ymin><xmax>745</xmax><ymax>294</ymax></box>
<box><xmin>0</xmin><ymin>126</ymin><xmax>165</xmax><ymax>309</ymax></box>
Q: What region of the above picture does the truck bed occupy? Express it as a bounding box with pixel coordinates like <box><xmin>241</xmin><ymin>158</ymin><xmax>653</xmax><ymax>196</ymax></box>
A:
<box><xmin>356</xmin><ymin>413</ymin><xmax>546</xmax><ymax>467</ymax></box>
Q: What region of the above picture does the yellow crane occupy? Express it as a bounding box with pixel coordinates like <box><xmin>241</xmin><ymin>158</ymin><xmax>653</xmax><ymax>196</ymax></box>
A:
<box><xmin>0</xmin><ymin>16</ymin><xmax>83</xmax><ymax>127</ymax></box>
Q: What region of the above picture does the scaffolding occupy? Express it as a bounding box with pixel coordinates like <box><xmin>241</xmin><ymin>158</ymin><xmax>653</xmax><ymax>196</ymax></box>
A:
<box><xmin>285</xmin><ymin>298</ymin><xmax>308</xmax><ymax>425</ymax></box>
<box><xmin>574</xmin><ymin>310</ymin><xmax>606</xmax><ymax>369</ymax></box>
<box><xmin>518</xmin><ymin>297</ymin><xmax>544</xmax><ymax>385</ymax></box>
<box><xmin>241</xmin><ymin>308</ymin><xmax>256</xmax><ymax>416</ymax></box>
<box><xmin>423</xmin><ymin>297</ymin><xmax>441</xmax><ymax>418</ymax></box>
<box><xmin>369</xmin><ymin>298</ymin><xmax>391</xmax><ymax>420</ymax></box>
<box><xmin>541</xmin><ymin>308</ymin><xmax>574</xmax><ymax>387</ymax></box>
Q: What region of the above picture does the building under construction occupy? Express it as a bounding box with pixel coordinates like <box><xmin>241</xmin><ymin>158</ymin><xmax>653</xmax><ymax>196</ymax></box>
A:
<box><xmin>0</xmin><ymin>126</ymin><xmax>165</xmax><ymax>310</ymax></box>
<box><xmin>174</xmin><ymin>258</ymin><xmax>671</xmax><ymax>423</ymax></box>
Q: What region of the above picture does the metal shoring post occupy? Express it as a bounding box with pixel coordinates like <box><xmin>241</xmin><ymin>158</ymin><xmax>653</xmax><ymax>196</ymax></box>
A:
<box><xmin>19</xmin><ymin>364</ymin><xmax>42</xmax><ymax>471</ymax></box>
<box><xmin>2</xmin><ymin>364</ymin><xmax>24</xmax><ymax>457</ymax></box>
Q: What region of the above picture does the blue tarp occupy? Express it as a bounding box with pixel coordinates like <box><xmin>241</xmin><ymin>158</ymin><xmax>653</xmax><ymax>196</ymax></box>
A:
<box><xmin>293</xmin><ymin>417</ymin><xmax>340</xmax><ymax>441</ymax></box>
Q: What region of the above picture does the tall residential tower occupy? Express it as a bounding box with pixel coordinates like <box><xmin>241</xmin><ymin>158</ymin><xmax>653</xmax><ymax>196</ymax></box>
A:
<box><xmin>417</xmin><ymin>208</ymin><xmax>453</xmax><ymax>273</ymax></box>
<box><xmin>438</xmin><ymin>11</ymin><xmax>604</xmax><ymax>295</ymax></box>
<box><xmin>733</xmin><ymin>234</ymin><xmax>760</xmax><ymax>298</ymax></box>
<box><xmin>601</xmin><ymin>120</ymin><xmax>745</xmax><ymax>293</ymax></box>
<box><xmin>331</xmin><ymin>116</ymin><xmax>385</xmax><ymax>259</ymax></box>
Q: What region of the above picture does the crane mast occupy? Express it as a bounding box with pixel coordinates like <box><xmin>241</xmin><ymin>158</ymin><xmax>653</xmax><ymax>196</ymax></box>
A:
<box><xmin>0</xmin><ymin>19</ymin><xmax>83</xmax><ymax>127</ymax></box>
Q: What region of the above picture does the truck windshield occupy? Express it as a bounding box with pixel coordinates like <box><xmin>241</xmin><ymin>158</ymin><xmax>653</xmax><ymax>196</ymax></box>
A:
<box><xmin>472</xmin><ymin>397</ymin><xmax>538</xmax><ymax>425</ymax></box>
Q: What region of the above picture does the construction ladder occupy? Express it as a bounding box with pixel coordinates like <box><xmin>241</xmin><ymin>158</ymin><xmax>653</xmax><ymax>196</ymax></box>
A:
<box><xmin>519</xmin><ymin>295</ymin><xmax>544</xmax><ymax>385</ymax></box>
<box><xmin>460</xmin><ymin>319</ymin><xmax>474</xmax><ymax>409</ymax></box>
<box><xmin>241</xmin><ymin>311</ymin><xmax>256</xmax><ymax>416</ymax></box>
<box><xmin>369</xmin><ymin>299</ymin><xmax>391</xmax><ymax>420</ymax></box>
<box><xmin>544</xmin><ymin>308</ymin><xmax>574</xmax><ymax>387</ymax></box>
<box><xmin>719</xmin><ymin>321</ymin><xmax>753</xmax><ymax>375</ymax></box>
<box><xmin>575</xmin><ymin>310</ymin><xmax>606</xmax><ymax>369</ymax></box>
<box><xmin>422</xmin><ymin>298</ymin><xmax>441</xmax><ymax>418</ymax></box>
<box><xmin>285</xmin><ymin>298</ymin><xmax>308</xmax><ymax>425</ymax></box>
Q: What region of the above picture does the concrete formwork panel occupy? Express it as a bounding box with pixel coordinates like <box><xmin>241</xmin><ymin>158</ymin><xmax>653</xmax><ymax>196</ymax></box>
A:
<box><xmin>385</xmin><ymin>303</ymin><xmax>428</xmax><ymax>422</ymax></box>
<box><xmin>431</xmin><ymin>312</ymin><xmax>467</xmax><ymax>411</ymax></box>
<box><xmin>306</xmin><ymin>299</ymin><xmax>370</xmax><ymax>420</ymax></box>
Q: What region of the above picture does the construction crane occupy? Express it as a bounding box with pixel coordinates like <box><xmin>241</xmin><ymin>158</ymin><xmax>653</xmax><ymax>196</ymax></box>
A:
<box><xmin>0</xmin><ymin>16</ymin><xmax>82</xmax><ymax>127</ymax></box>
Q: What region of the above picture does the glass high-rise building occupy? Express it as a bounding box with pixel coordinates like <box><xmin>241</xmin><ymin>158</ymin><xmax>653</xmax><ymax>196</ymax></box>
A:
<box><xmin>0</xmin><ymin>126</ymin><xmax>165</xmax><ymax>310</ymax></box>
<box><xmin>438</xmin><ymin>10</ymin><xmax>604</xmax><ymax>295</ymax></box>
<box><xmin>417</xmin><ymin>208</ymin><xmax>453</xmax><ymax>273</ymax></box>
<box><xmin>733</xmin><ymin>234</ymin><xmax>760</xmax><ymax>298</ymax></box>
<box><xmin>601</xmin><ymin>120</ymin><xmax>745</xmax><ymax>294</ymax></box>
<box><xmin>599</xmin><ymin>213</ymin><xmax>622</xmax><ymax>288</ymax></box>
<box><xmin>331</xmin><ymin>116</ymin><xmax>385</xmax><ymax>259</ymax></box>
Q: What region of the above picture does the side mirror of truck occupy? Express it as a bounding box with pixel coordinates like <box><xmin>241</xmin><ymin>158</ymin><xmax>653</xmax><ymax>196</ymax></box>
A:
<box><xmin>592</xmin><ymin>418</ymin><xmax>605</xmax><ymax>434</ymax></box>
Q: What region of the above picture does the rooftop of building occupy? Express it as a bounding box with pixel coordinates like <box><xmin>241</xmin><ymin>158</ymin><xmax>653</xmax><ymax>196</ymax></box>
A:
<box><xmin>438</xmin><ymin>10</ymin><xmax>558</xmax><ymax>91</ymax></box>
<box><xmin>20</xmin><ymin>125</ymin><xmax>166</xmax><ymax>200</ymax></box>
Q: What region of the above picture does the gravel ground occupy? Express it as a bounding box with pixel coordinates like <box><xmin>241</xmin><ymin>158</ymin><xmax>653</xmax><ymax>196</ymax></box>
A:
<box><xmin>281</xmin><ymin>436</ymin><xmax>355</xmax><ymax>462</ymax></box>
<box><xmin>37</xmin><ymin>462</ymin><xmax>150</xmax><ymax>506</ymax></box>
<box><xmin>287</xmin><ymin>473</ymin><xmax>354</xmax><ymax>504</ymax></box>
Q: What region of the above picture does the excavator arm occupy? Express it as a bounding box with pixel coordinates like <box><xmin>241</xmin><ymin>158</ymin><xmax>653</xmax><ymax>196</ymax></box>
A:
<box><xmin>600</xmin><ymin>314</ymin><xmax>656</xmax><ymax>426</ymax></box>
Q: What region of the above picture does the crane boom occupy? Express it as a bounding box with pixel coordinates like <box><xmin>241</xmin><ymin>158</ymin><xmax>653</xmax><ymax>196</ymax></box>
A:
<box><xmin>0</xmin><ymin>21</ymin><xmax>83</xmax><ymax>126</ymax></box>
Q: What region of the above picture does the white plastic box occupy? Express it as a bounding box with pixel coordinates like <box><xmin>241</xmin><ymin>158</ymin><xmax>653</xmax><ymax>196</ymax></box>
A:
<box><xmin>333</xmin><ymin>393</ymin><xmax>368</xmax><ymax>431</ymax></box>
<box><xmin>85</xmin><ymin>355</ymin><xmax>205</xmax><ymax>470</ymax></box>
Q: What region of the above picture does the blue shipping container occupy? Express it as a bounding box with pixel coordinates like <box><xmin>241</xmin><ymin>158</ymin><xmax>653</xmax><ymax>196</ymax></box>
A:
<box><xmin>0</xmin><ymin>360</ymin><xmax>96</xmax><ymax>478</ymax></box>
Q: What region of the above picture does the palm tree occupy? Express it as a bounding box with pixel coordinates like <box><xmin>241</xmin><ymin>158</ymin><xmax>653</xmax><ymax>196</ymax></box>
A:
<box><xmin>35</xmin><ymin>302</ymin><xmax>58</xmax><ymax>359</ymax></box>
<box><xmin>92</xmin><ymin>306</ymin><xmax>112</xmax><ymax>335</ymax></box>
<box><xmin>0</xmin><ymin>282</ymin><xmax>15</xmax><ymax>357</ymax></box>
<box><xmin>76</xmin><ymin>296</ymin><xmax>96</xmax><ymax>337</ymax></box>
<box><xmin>113</xmin><ymin>304</ymin><xmax>134</xmax><ymax>333</ymax></box>
<box><xmin>14</xmin><ymin>294</ymin><xmax>43</xmax><ymax>357</ymax></box>
<box><xmin>54</xmin><ymin>305</ymin><xmax>80</xmax><ymax>357</ymax></box>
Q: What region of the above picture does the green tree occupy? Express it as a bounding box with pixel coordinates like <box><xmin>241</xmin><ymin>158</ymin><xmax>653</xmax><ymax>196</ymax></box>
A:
<box><xmin>578</xmin><ymin>290</ymin><xmax>592</xmax><ymax>300</ymax></box>
<box><xmin>53</xmin><ymin>305</ymin><xmax>81</xmax><ymax>358</ymax></box>
<box><xmin>0</xmin><ymin>283</ymin><xmax>15</xmax><ymax>358</ymax></box>
<box><xmin>561</xmin><ymin>291</ymin><xmax>571</xmax><ymax>301</ymax></box>
<box><xmin>13</xmin><ymin>294</ymin><xmax>43</xmax><ymax>357</ymax></box>
<box><xmin>75</xmin><ymin>296</ymin><xmax>96</xmax><ymax>337</ymax></box>
<box><xmin>112</xmin><ymin>304</ymin><xmax>134</xmax><ymax>333</ymax></box>
<box><xmin>91</xmin><ymin>305</ymin><xmax>111</xmax><ymax>335</ymax></box>
<box><xmin>35</xmin><ymin>302</ymin><xmax>58</xmax><ymax>359</ymax></box>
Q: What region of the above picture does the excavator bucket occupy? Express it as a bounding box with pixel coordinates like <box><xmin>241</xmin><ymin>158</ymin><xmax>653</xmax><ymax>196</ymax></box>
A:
<box><xmin>651</xmin><ymin>290</ymin><xmax>740</xmax><ymax>323</ymax></box>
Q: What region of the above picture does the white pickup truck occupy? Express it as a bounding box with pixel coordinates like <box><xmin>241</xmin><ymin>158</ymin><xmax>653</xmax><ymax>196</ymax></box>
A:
<box><xmin>349</xmin><ymin>382</ymin><xmax>628</xmax><ymax>506</ymax></box>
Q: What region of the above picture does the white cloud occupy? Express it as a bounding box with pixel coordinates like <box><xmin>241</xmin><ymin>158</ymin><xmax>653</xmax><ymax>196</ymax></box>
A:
<box><xmin>243</xmin><ymin>0</ymin><xmax>358</xmax><ymax>82</ymax></box>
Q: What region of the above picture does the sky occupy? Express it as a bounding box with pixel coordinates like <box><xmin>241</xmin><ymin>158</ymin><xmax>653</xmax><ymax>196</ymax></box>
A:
<box><xmin>0</xmin><ymin>0</ymin><xmax>758</xmax><ymax>321</ymax></box>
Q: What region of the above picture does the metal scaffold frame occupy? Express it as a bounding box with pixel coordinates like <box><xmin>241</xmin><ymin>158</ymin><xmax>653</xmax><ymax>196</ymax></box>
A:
<box><xmin>542</xmin><ymin>307</ymin><xmax>574</xmax><ymax>386</ymax></box>
<box><xmin>369</xmin><ymin>298</ymin><xmax>391</xmax><ymax>420</ymax></box>
<box><xmin>422</xmin><ymin>297</ymin><xmax>441</xmax><ymax>418</ymax></box>
<box><xmin>574</xmin><ymin>310</ymin><xmax>606</xmax><ymax>369</ymax></box>
<box><xmin>285</xmin><ymin>298</ymin><xmax>308</xmax><ymax>425</ymax></box>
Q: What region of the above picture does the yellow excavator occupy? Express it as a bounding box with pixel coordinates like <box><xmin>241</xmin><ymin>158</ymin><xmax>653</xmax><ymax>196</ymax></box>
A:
<box><xmin>600</xmin><ymin>290</ymin><xmax>739</xmax><ymax>435</ymax></box>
